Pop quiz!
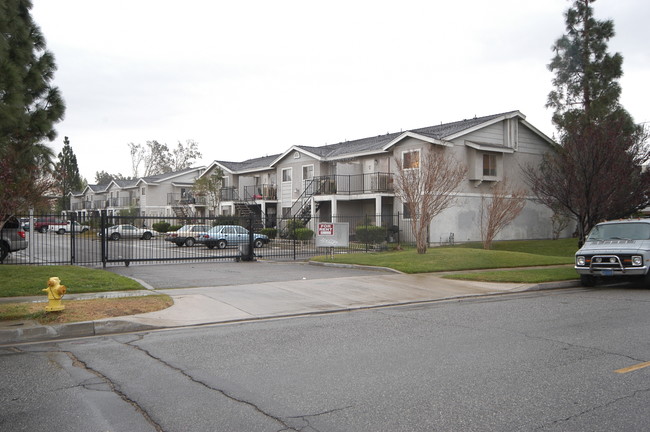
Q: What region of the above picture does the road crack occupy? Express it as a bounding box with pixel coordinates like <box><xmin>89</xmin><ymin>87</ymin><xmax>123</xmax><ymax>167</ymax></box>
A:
<box><xmin>534</xmin><ymin>387</ymin><xmax>650</xmax><ymax>430</ymax></box>
<box><xmin>124</xmin><ymin>339</ymin><xmax>300</xmax><ymax>431</ymax></box>
<box><xmin>285</xmin><ymin>405</ymin><xmax>354</xmax><ymax>432</ymax></box>
<box><xmin>376</xmin><ymin>308</ymin><xmax>648</xmax><ymax>365</ymax></box>
<box><xmin>64</xmin><ymin>351</ymin><xmax>165</xmax><ymax>432</ymax></box>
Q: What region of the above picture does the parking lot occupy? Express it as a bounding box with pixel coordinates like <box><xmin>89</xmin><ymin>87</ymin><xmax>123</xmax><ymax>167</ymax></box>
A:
<box><xmin>3</xmin><ymin>230</ymin><xmax>329</xmax><ymax>267</ymax></box>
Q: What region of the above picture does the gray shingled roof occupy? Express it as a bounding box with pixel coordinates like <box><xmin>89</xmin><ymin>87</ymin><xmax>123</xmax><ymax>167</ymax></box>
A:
<box><xmin>216</xmin><ymin>154</ymin><xmax>282</xmax><ymax>172</ymax></box>
<box><xmin>140</xmin><ymin>166</ymin><xmax>201</xmax><ymax>183</ymax></box>
<box><xmin>84</xmin><ymin>167</ymin><xmax>203</xmax><ymax>192</ymax></box>
<box><xmin>294</xmin><ymin>111</ymin><xmax>514</xmax><ymax>159</ymax></box>
<box><xmin>297</xmin><ymin>132</ymin><xmax>400</xmax><ymax>158</ymax></box>
<box><xmin>411</xmin><ymin>112</ymin><xmax>508</xmax><ymax>140</ymax></box>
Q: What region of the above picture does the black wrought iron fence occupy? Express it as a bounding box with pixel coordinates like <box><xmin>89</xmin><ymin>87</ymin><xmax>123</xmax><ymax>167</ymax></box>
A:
<box><xmin>2</xmin><ymin>212</ymin><xmax>416</xmax><ymax>266</ymax></box>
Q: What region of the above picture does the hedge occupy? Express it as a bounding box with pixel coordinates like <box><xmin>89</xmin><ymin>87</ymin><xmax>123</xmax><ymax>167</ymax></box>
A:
<box><xmin>355</xmin><ymin>225</ymin><xmax>386</xmax><ymax>244</ymax></box>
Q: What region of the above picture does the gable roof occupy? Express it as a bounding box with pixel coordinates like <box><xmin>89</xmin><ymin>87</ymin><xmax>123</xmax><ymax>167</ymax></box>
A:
<box><xmin>202</xmin><ymin>154</ymin><xmax>282</xmax><ymax>177</ymax></box>
<box><xmin>208</xmin><ymin>110</ymin><xmax>554</xmax><ymax>172</ymax></box>
<box><xmin>268</xmin><ymin>111</ymin><xmax>531</xmax><ymax>164</ymax></box>
<box><xmin>137</xmin><ymin>166</ymin><xmax>205</xmax><ymax>185</ymax></box>
<box><xmin>79</xmin><ymin>166</ymin><xmax>205</xmax><ymax>194</ymax></box>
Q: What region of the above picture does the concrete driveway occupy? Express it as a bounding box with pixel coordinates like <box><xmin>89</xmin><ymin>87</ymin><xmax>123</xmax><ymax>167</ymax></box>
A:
<box><xmin>105</xmin><ymin>260</ymin><xmax>397</xmax><ymax>289</ymax></box>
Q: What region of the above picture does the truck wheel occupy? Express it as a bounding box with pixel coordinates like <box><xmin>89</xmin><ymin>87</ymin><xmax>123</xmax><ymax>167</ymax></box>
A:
<box><xmin>39</xmin><ymin>226</ymin><xmax>48</xmax><ymax>233</ymax></box>
<box><xmin>57</xmin><ymin>228</ymin><xmax>66</xmax><ymax>235</ymax></box>
<box><xmin>580</xmin><ymin>275</ymin><xmax>596</xmax><ymax>287</ymax></box>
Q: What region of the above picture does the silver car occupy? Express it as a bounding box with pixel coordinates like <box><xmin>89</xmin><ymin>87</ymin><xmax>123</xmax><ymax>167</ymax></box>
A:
<box><xmin>165</xmin><ymin>224</ymin><xmax>211</xmax><ymax>247</ymax></box>
<box><xmin>197</xmin><ymin>225</ymin><xmax>269</xmax><ymax>249</ymax></box>
<box><xmin>99</xmin><ymin>224</ymin><xmax>158</xmax><ymax>241</ymax></box>
<box><xmin>1</xmin><ymin>217</ymin><xmax>28</xmax><ymax>262</ymax></box>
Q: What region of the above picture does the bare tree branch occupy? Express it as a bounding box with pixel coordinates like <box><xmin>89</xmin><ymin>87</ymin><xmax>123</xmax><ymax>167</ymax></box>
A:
<box><xmin>480</xmin><ymin>178</ymin><xmax>527</xmax><ymax>249</ymax></box>
<box><xmin>393</xmin><ymin>147</ymin><xmax>467</xmax><ymax>254</ymax></box>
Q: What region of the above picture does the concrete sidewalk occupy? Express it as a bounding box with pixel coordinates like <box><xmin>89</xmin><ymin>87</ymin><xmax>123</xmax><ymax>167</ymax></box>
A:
<box><xmin>0</xmin><ymin>262</ymin><xmax>580</xmax><ymax>344</ymax></box>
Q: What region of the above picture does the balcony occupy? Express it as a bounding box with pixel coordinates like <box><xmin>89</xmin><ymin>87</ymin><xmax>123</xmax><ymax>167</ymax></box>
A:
<box><xmin>308</xmin><ymin>173</ymin><xmax>393</xmax><ymax>195</ymax></box>
<box><xmin>105</xmin><ymin>197</ymin><xmax>133</xmax><ymax>207</ymax></box>
<box><xmin>167</xmin><ymin>193</ymin><xmax>206</xmax><ymax>206</ymax></box>
<box><xmin>71</xmin><ymin>200</ymin><xmax>94</xmax><ymax>210</ymax></box>
<box><xmin>219</xmin><ymin>187</ymin><xmax>239</xmax><ymax>201</ymax></box>
<box><xmin>243</xmin><ymin>184</ymin><xmax>277</xmax><ymax>201</ymax></box>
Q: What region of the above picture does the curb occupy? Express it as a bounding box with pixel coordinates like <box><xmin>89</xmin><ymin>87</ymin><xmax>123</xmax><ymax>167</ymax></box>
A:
<box><xmin>307</xmin><ymin>260</ymin><xmax>404</xmax><ymax>274</ymax></box>
<box><xmin>0</xmin><ymin>280</ymin><xmax>581</xmax><ymax>346</ymax></box>
<box><xmin>0</xmin><ymin>320</ymin><xmax>159</xmax><ymax>345</ymax></box>
<box><xmin>523</xmin><ymin>280</ymin><xmax>582</xmax><ymax>291</ymax></box>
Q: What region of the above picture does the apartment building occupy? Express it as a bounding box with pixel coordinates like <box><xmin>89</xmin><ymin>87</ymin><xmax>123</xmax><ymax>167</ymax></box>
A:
<box><xmin>196</xmin><ymin>110</ymin><xmax>564</xmax><ymax>243</ymax></box>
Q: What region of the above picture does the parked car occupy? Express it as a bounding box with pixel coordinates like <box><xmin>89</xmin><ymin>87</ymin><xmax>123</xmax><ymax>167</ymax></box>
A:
<box><xmin>575</xmin><ymin>219</ymin><xmax>650</xmax><ymax>287</ymax></box>
<box><xmin>197</xmin><ymin>225</ymin><xmax>269</xmax><ymax>249</ymax></box>
<box><xmin>1</xmin><ymin>217</ymin><xmax>28</xmax><ymax>262</ymax></box>
<box><xmin>99</xmin><ymin>224</ymin><xmax>158</xmax><ymax>241</ymax></box>
<box><xmin>165</xmin><ymin>224</ymin><xmax>211</xmax><ymax>247</ymax></box>
<box><xmin>33</xmin><ymin>217</ymin><xmax>65</xmax><ymax>233</ymax></box>
<box><xmin>53</xmin><ymin>221</ymin><xmax>90</xmax><ymax>234</ymax></box>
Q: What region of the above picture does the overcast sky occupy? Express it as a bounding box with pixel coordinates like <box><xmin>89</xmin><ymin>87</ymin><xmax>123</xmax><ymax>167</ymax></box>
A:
<box><xmin>31</xmin><ymin>0</ymin><xmax>649</xmax><ymax>182</ymax></box>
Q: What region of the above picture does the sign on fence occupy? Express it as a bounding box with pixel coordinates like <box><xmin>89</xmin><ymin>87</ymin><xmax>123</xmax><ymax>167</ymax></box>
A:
<box><xmin>315</xmin><ymin>222</ymin><xmax>349</xmax><ymax>247</ymax></box>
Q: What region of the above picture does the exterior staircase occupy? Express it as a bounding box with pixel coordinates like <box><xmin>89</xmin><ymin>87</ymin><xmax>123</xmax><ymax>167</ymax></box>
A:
<box><xmin>290</xmin><ymin>178</ymin><xmax>323</xmax><ymax>223</ymax></box>
<box><xmin>172</xmin><ymin>202</ymin><xmax>193</xmax><ymax>218</ymax></box>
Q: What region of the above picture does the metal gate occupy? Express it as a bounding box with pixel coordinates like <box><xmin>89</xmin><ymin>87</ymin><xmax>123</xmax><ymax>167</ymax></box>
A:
<box><xmin>4</xmin><ymin>212</ymin><xmax>412</xmax><ymax>266</ymax></box>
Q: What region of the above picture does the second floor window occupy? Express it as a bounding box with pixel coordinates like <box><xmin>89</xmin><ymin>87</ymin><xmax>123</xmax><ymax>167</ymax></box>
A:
<box><xmin>403</xmin><ymin>203</ymin><xmax>412</xmax><ymax>219</ymax></box>
<box><xmin>403</xmin><ymin>150</ymin><xmax>420</xmax><ymax>169</ymax></box>
<box><xmin>302</xmin><ymin>165</ymin><xmax>314</xmax><ymax>181</ymax></box>
<box><xmin>282</xmin><ymin>168</ymin><xmax>292</xmax><ymax>182</ymax></box>
<box><xmin>483</xmin><ymin>154</ymin><xmax>497</xmax><ymax>176</ymax></box>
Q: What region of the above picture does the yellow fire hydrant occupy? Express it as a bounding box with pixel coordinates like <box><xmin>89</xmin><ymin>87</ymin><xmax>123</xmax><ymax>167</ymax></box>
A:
<box><xmin>43</xmin><ymin>276</ymin><xmax>67</xmax><ymax>312</ymax></box>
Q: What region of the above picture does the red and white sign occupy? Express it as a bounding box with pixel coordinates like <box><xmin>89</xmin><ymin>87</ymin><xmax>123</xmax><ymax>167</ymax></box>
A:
<box><xmin>316</xmin><ymin>222</ymin><xmax>349</xmax><ymax>247</ymax></box>
<box><xmin>318</xmin><ymin>223</ymin><xmax>334</xmax><ymax>236</ymax></box>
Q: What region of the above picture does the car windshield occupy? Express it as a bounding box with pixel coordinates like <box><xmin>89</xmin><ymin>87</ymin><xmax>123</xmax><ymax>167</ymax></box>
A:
<box><xmin>586</xmin><ymin>223</ymin><xmax>650</xmax><ymax>241</ymax></box>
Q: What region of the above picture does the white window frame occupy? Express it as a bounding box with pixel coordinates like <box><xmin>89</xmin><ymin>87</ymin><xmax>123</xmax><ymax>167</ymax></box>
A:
<box><xmin>302</xmin><ymin>164</ymin><xmax>314</xmax><ymax>181</ymax></box>
<box><xmin>403</xmin><ymin>203</ymin><xmax>412</xmax><ymax>219</ymax></box>
<box><xmin>282</xmin><ymin>168</ymin><xmax>292</xmax><ymax>182</ymax></box>
<box><xmin>483</xmin><ymin>153</ymin><xmax>497</xmax><ymax>177</ymax></box>
<box><xmin>402</xmin><ymin>149</ymin><xmax>421</xmax><ymax>170</ymax></box>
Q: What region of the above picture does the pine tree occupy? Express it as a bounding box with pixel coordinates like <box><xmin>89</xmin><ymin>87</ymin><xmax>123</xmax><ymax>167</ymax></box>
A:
<box><xmin>526</xmin><ymin>0</ymin><xmax>649</xmax><ymax>246</ymax></box>
<box><xmin>547</xmin><ymin>0</ymin><xmax>624</xmax><ymax>127</ymax></box>
<box><xmin>54</xmin><ymin>137</ymin><xmax>83</xmax><ymax>211</ymax></box>
<box><xmin>0</xmin><ymin>0</ymin><xmax>66</xmax><ymax>223</ymax></box>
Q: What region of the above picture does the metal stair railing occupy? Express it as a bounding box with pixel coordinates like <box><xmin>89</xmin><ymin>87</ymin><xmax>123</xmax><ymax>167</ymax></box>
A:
<box><xmin>289</xmin><ymin>177</ymin><xmax>322</xmax><ymax>221</ymax></box>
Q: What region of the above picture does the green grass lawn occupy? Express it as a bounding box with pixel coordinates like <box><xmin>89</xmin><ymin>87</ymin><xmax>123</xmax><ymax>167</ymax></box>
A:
<box><xmin>0</xmin><ymin>265</ymin><xmax>143</xmax><ymax>297</ymax></box>
<box><xmin>444</xmin><ymin>266</ymin><xmax>578</xmax><ymax>283</ymax></box>
<box><xmin>449</xmin><ymin>237</ymin><xmax>580</xmax><ymax>257</ymax></box>
<box><xmin>312</xmin><ymin>238</ymin><xmax>579</xmax><ymax>282</ymax></box>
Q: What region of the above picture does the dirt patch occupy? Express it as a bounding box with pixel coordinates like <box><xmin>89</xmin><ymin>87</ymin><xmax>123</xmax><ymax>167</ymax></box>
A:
<box><xmin>0</xmin><ymin>295</ymin><xmax>173</xmax><ymax>324</ymax></box>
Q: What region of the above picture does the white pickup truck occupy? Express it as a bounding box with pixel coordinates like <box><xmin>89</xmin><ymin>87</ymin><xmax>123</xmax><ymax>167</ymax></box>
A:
<box><xmin>575</xmin><ymin>219</ymin><xmax>650</xmax><ymax>287</ymax></box>
<box><xmin>51</xmin><ymin>220</ymin><xmax>90</xmax><ymax>234</ymax></box>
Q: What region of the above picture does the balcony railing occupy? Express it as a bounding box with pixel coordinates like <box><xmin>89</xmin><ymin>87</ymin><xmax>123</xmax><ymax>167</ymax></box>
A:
<box><xmin>219</xmin><ymin>187</ymin><xmax>239</xmax><ymax>201</ymax></box>
<box><xmin>71</xmin><ymin>201</ymin><xmax>94</xmax><ymax>210</ymax></box>
<box><xmin>243</xmin><ymin>184</ymin><xmax>277</xmax><ymax>201</ymax></box>
<box><xmin>105</xmin><ymin>197</ymin><xmax>133</xmax><ymax>207</ymax></box>
<box><xmin>167</xmin><ymin>193</ymin><xmax>206</xmax><ymax>206</ymax></box>
<box><xmin>309</xmin><ymin>172</ymin><xmax>393</xmax><ymax>195</ymax></box>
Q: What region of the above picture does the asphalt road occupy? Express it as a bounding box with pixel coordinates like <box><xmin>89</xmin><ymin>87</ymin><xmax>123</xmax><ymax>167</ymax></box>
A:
<box><xmin>2</xmin><ymin>286</ymin><xmax>650</xmax><ymax>431</ymax></box>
